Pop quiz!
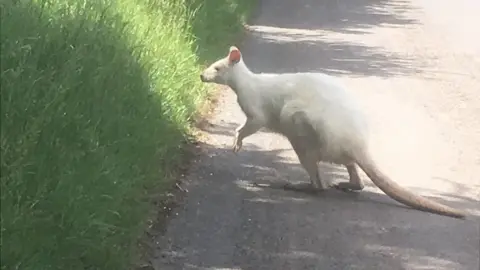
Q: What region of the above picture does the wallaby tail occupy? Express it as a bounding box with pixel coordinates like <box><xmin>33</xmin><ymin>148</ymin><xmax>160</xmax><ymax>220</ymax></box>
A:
<box><xmin>354</xmin><ymin>151</ymin><xmax>467</xmax><ymax>219</ymax></box>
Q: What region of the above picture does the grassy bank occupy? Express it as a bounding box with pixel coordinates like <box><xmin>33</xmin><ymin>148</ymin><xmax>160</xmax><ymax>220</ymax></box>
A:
<box><xmin>0</xmin><ymin>0</ymin><xmax>254</xmax><ymax>269</ymax></box>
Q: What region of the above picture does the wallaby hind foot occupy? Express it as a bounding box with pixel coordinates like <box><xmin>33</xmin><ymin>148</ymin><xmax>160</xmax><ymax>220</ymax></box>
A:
<box><xmin>333</xmin><ymin>164</ymin><xmax>365</xmax><ymax>192</ymax></box>
<box><xmin>283</xmin><ymin>182</ymin><xmax>326</xmax><ymax>194</ymax></box>
<box><xmin>252</xmin><ymin>181</ymin><xmax>324</xmax><ymax>195</ymax></box>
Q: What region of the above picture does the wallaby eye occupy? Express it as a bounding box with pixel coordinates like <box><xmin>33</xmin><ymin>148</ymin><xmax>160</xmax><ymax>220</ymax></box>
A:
<box><xmin>214</xmin><ymin>67</ymin><xmax>220</xmax><ymax>71</ymax></box>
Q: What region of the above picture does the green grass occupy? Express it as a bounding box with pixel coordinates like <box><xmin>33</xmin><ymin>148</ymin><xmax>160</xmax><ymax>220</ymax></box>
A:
<box><xmin>0</xmin><ymin>0</ymin><xmax>254</xmax><ymax>269</ymax></box>
<box><xmin>185</xmin><ymin>0</ymin><xmax>256</xmax><ymax>63</ymax></box>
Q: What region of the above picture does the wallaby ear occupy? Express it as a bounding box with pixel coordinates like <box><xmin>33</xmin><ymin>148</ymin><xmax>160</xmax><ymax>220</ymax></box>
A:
<box><xmin>228</xmin><ymin>46</ymin><xmax>241</xmax><ymax>64</ymax></box>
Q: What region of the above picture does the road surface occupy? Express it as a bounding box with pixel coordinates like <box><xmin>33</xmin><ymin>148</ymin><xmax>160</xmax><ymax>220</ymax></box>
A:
<box><xmin>153</xmin><ymin>0</ymin><xmax>480</xmax><ymax>269</ymax></box>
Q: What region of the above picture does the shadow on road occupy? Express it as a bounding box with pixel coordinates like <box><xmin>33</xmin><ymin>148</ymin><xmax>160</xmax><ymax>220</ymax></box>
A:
<box><xmin>157</xmin><ymin>121</ymin><xmax>480</xmax><ymax>269</ymax></box>
<box><xmin>239</xmin><ymin>0</ymin><xmax>425</xmax><ymax>77</ymax></box>
<box><xmin>198</xmin><ymin>121</ymin><xmax>480</xmax><ymax>217</ymax></box>
<box><xmin>253</xmin><ymin>0</ymin><xmax>419</xmax><ymax>34</ymax></box>
<box><xmin>242</xmin><ymin>30</ymin><xmax>425</xmax><ymax>78</ymax></box>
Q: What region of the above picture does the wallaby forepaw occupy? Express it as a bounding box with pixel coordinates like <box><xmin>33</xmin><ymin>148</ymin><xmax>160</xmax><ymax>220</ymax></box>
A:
<box><xmin>231</xmin><ymin>138</ymin><xmax>242</xmax><ymax>153</ymax></box>
<box><xmin>333</xmin><ymin>182</ymin><xmax>364</xmax><ymax>192</ymax></box>
<box><xmin>232</xmin><ymin>143</ymin><xmax>242</xmax><ymax>153</ymax></box>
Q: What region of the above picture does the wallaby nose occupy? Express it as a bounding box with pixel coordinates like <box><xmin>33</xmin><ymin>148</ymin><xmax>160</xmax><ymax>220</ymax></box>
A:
<box><xmin>200</xmin><ymin>74</ymin><xmax>205</xmax><ymax>82</ymax></box>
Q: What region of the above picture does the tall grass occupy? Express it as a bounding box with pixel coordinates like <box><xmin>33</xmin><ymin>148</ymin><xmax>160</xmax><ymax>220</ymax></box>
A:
<box><xmin>0</xmin><ymin>0</ymin><xmax>254</xmax><ymax>269</ymax></box>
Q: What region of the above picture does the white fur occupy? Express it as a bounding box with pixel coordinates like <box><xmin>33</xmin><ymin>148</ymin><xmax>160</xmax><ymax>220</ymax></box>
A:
<box><xmin>201</xmin><ymin>49</ymin><xmax>368</xmax><ymax>165</ymax></box>
<box><xmin>199</xmin><ymin>46</ymin><xmax>467</xmax><ymax>219</ymax></box>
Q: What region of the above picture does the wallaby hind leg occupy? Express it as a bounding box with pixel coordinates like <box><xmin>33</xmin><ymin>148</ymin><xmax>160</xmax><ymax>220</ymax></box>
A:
<box><xmin>333</xmin><ymin>163</ymin><xmax>365</xmax><ymax>192</ymax></box>
<box><xmin>283</xmin><ymin>138</ymin><xmax>328</xmax><ymax>193</ymax></box>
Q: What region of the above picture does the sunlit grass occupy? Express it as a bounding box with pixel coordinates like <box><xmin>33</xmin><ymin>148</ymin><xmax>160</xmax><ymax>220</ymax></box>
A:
<box><xmin>0</xmin><ymin>0</ymin><xmax>254</xmax><ymax>269</ymax></box>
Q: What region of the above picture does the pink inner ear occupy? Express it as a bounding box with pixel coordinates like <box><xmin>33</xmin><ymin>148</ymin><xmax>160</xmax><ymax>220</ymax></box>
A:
<box><xmin>229</xmin><ymin>49</ymin><xmax>241</xmax><ymax>63</ymax></box>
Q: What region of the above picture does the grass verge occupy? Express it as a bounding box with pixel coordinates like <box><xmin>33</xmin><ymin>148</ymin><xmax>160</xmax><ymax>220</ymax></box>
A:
<box><xmin>0</xmin><ymin>0</ymin><xmax>254</xmax><ymax>269</ymax></box>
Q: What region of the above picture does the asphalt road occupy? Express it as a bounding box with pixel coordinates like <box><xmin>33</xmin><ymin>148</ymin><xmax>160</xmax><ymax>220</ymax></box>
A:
<box><xmin>152</xmin><ymin>0</ymin><xmax>480</xmax><ymax>269</ymax></box>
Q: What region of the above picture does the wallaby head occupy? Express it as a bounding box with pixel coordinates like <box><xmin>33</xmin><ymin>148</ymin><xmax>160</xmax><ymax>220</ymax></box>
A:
<box><xmin>200</xmin><ymin>46</ymin><xmax>243</xmax><ymax>85</ymax></box>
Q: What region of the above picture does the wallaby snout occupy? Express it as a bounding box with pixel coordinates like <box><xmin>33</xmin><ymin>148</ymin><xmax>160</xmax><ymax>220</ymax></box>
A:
<box><xmin>199</xmin><ymin>46</ymin><xmax>243</xmax><ymax>85</ymax></box>
<box><xmin>200</xmin><ymin>64</ymin><xmax>222</xmax><ymax>84</ymax></box>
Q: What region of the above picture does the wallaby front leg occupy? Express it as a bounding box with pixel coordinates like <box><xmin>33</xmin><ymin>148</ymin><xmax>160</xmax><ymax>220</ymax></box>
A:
<box><xmin>232</xmin><ymin>118</ymin><xmax>262</xmax><ymax>153</ymax></box>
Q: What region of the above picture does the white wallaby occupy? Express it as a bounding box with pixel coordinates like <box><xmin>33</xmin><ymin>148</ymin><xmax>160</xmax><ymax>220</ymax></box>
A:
<box><xmin>200</xmin><ymin>46</ymin><xmax>467</xmax><ymax>219</ymax></box>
